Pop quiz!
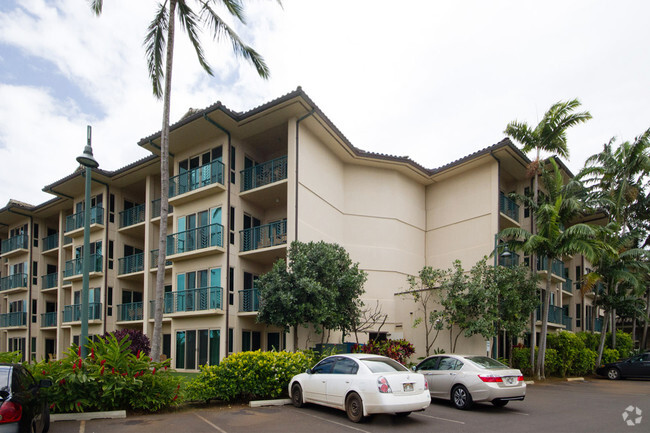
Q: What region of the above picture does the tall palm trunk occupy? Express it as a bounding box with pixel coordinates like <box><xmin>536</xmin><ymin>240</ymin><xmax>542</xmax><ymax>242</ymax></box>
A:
<box><xmin>611</xmin><ymin>308</ymin><xmax>617</xmax><ymax>349</ymax></box>
<box><xmin>596</xmin><ymin>309</ymin><xmax>611</xmax><ymax>366</ymax></box>
<box><xmin>536</xmin><ymin>257</ymin><xmax>552</xmax><ymax>379</ymax></box>
<box><xmin>529</xmin><ymin>156</ymin><xmax>539</xmax><ymax>376</ymax></box>
<box><xmin>642</xmin><ymin>288</ymin><xmax>650</xmax><ymax>350</ymax></box>
<box><xmin>151</xmin><ymin>0</ymin><xmax>176</xmax><ymax>362</ymax></box>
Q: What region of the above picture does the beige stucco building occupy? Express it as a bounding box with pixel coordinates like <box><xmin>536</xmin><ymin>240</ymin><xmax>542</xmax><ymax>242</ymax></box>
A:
<box><xmin>0</xmin><ymin>88</ymin><xmax>603</xmax><ymax>368</ymax></box>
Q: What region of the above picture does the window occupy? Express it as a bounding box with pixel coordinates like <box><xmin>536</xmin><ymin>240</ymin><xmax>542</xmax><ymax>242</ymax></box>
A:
<box><xmin>229</xmin><ymin>267</ymin><xmax>234</xmax><ymax>305</ymax></box>
<box><xmin>32</xmin><ymin>300</ymin><xmax>37</xmax><ymax>323</ymax></box>
<box><xmin>332</xmin><ymin>358</ymin><xmax>359</xmax><ymax>375</ymax></box>
<box><xmin>267</xmin><ymin>332</ymin><xmax>283</xmax><ymax>351</ymax></box>
<box><xmin>107</xmin><ymin>287</ymin><xmax>113</xmax><ymax>317</ymax></box>
<box><xmin>109</xmin><ymin>194</ymin><xmax>115</xmax><ymax>223</ymax></box>
<box><xmin>437</xmin><ymin>357</ymin><xmax>459</xmax><ymax>371</ymax></box>
<box><xmin>230</xmin><ymin>145</ymin><xmax>236</xmax><ymax>184</ymax></box>
<box><xmin>228</xmin><ymin>328</ymin><xmax>234</xmax><ymax>353</ymax></box>
<box><xmin>31</xmin><ymin>337</ymin><xmax>36</xmax><ymax>361</ymax></box>
<box><xmin>524</xmin><ymin>187</ymin><xmax>530</xmax><ymax>218</ymax></box>
<box><xmin>576</xmin><ymin>303</ymin><xmax>582</xmax><ymax>328</ymax></box>
<box><xmin>32</xmin><ymin>261</ymin><xmax>38</xmax><ymax>285</ymax></box>
<box><xmin>242</xmin><ymin>330</ymin><xmax>261</xmax><ymax>352</ymax></box>
<box><xmin>417</xmin><ymin>357</ymin><xmax>439</xmax><ymax>371</ymax></box>
<box><xmin>108</xmin><ymin>240</ymin><xmax>114</xmax><ymax>270</ymax></box>
<box><xmin>312</xmin><ymin>357</ymin><xmax>337</xmax><ymax>374</ymax></box>
<box><xmin>176</xmin><ymin>329</ymin><xmax>220</xmax><ymax>369</ymax></box>
<box><xmin>361</xmin><ymin>357</ymin><xmax>408</xmax><ymax>373</ymax></box>
<box><xmin>8</xmin><ymin>338</ymin><xmax>26</xmax><ymax>361</ymax></box>
<box><xmin>229</xmin><ymin>206</ymin><xmax>235</xmax><ymax>245</ymax></box>
<box><xmin>33</xmin><ymin>223</ymin><xmax>39</xmax><ymax>247</ymax></box>
<box><xmin>369</xmin><ymin>332</ymin><xmax>387</xmax><ymax>342</ymax></box>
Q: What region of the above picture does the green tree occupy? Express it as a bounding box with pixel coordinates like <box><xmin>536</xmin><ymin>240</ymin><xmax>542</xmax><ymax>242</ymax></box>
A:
<box><xmin>257</xmin><ymin>241</ymin><xmax>367</xmax><ymax>349</ymax></box>
<box><xmin>91</xmin><ymin>0</ymin><xmax>274</xmax><ymax>361</ymax></box>
<box><xmin>499</xmin><ymin>159</ymin><xmax>602</xmax><ymax>379</ymax></box>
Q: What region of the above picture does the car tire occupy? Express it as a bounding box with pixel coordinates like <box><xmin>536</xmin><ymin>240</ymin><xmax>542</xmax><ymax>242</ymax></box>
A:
<box><xmin>607</xmin><ymin>368</ymin><xmax>621</xmax><ymax>380</ymax></box>
<box><xmin>451</xmin><ymin>385</ymin><xmax>473</xmax><ymax>410</ymax></box>
<box><xmin>41</xmin><ymin>404</ymin><xmax>50</xmax><ymax>433</ymax></box>
<box><xmin>395</xmin><ymin>412</ymin><xmax>412</xmax><ymax>417</ymax></box>
<box><xmin>291</xmin><ymin>383</ymin><xmax>304</xmax><ymax>408</ymax></box>
<box><xmin>345</xmin><ymin>392</ymin><xmax>365</xmax><ymax>423</ymax></box>
<box><xmin>492</xmin><ymin>400</ymin><xmax>508</xmax><ymax>408</ymax></box>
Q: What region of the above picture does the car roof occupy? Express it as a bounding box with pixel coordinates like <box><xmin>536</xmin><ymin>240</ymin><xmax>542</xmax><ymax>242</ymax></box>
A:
<box><xmin>327</xmin><ymin>353</ymin><xmax>386</xmax><ymax>360</ymax></box>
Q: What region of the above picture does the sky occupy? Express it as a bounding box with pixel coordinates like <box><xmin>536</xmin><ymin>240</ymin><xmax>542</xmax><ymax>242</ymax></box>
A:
<box><xmin>0</xmin><ymin>0</ymin><xmax>649</xmax><ymax>207</ymax></box>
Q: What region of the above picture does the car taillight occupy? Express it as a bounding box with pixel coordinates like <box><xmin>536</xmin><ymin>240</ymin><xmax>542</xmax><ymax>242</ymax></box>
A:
<box><xmin>478</xmin><ymin>374</ymin><xmax>503</xmax><ymax>383</ymax></box>
<box><xmin>0</xmin><ymin>401</ymin><xmax>22</xmax><ymax>423</ymax></box>
<box><xmin>424</xmin><ymin>379</ymin><xmax>429</xmax><ymax>390</ymax></box>
<box><xmin>377</xmin><ymin>376</ymin><xmax>392</xmax><ymax>393</ymax></box>
<box><xmin>517</xmin><ymin>376</ymin><xmax>524</xmax><ymax>381</ymax></box>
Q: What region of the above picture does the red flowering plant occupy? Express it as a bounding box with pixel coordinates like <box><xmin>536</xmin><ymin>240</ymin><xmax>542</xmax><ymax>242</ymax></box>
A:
<box><xmin>353</xmin><ymin>339</ymin><xmax>416</xmax><ymax>365</ymax></box>
<box><xmin>27</xmin><ymin>334</ymin><xmax>180</xmax><ymax>413</ymax></box>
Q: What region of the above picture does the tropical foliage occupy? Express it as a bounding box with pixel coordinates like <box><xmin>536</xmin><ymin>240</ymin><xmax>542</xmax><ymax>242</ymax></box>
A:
<box><xmin>352</xmin><ymin>339</ymin><xmax>415</xmax><ymax>365</ymax></box>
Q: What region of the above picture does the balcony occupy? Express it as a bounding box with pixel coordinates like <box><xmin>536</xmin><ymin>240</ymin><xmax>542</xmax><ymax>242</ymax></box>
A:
<box><xmin>41</xmin><ymin>312</ymin><xmax>57</xmax><ymax>328</ymax></box>
<box><xmin>63</xmin><ymin>254</ymin><xmax>103</xmax><ymax>280</ymax></box>
<box><xmin>119</xmin><ymin>204</ymin><xmax>146</xmax><ymax>232</ymax></box>
<box><xmin>151</xmin><ymin>199</ymin><xmax>174</xmax><ymax>220</ymax></box>
<box><xmin>240</xmin><ymin>220</ymin><xmax>287</xmax><ymax>253</ymax></box>
<box><xmin>562</xmin><ymin>313</ymin><xmax>573</xmax><ymax>331</ymax></box>
<box><xmin>41</xmin><ymin>272</ymin><xmax>58</xmax><ymax>290</ymax></box>
<box><xmin>117</xmin><ymin>302</ymin><xmax>143</xmax><ymax>322</ymax></box>
<box><xmin>498</xmin><ymin>252</ymin><xmax>520</xmax><ymax>268</ymax></box>
<box><xmin>1</xmin><ymin>234</ymin><xmax>29</xmax><ymax>257</ymax></box>
<box><xmin>42</xmin><ymin>233</ymin><xmax>59</xmax><ymax>253</ymax></box>
<box><xmin>0</xmin><ymin>312</ymin><xmax>26</xmax><ymax>327</ymax></box>
<box><xmin>63</xmin><ymin>303</ymin><xmax>102</xmax><ymax>323</ymax></box>
<box><xmin>0</xmin><ymin>273</ymin><xmax>28</xmax><ymax>293</ymax></box>
<box><xmin>118</xmin><ymin>253</ymin><xmax>144</xmax><ymax>276</ymax></box>
<box><xmin>562</xmin><ymin>278</ymin><xmax>573</xmax><ymax>294</ymax></box>
<box><xmin>149</xmin><ymin>287</ymin><xmax>223</xmax><ymax>316</ymax></box>
<box><xmin>499</xmin><ymin>191</ymin><xmax>520</xmax><ymax>225</ymax></box>
<box><xmin>241</xmin><ymin>156</ymin><xmax>288</xmax><ymax>192</ymax></box>
<box><xmin>238</xmin><ymin>288</ymin><xmax>260</xmax><ymax>313</ymax></box>
<box><xmin>168</xmin><ymin>160</ymin><xmax>225</xmax><ymax>205</ymax></box>
<box><xmin>536</xmin><ymin>256</ymin><xmax>565</xmax><ymax>282</ymax></box>
<box><xmin>594</xmin><ymin>317</ymin><xmax>603</xmax><ymax>333</ymax></box>
<box><xmin>65</xmin><ymin>207</ymin><xmax>104</xmax><ymax>235</ymax></box>
<box><xmin>150</xmin><ymin>249</ymin><xmax>172</xmax><ymax>270</ymax></box>
<box><xmin>536</xmin><ymin>304</ymin><xmax>565</xmax><ymax>326</ymax></box>
<box><xmin>166</xmin><ymin>223</ymin><xmax>224</xmax><ymax>260</ymax></box>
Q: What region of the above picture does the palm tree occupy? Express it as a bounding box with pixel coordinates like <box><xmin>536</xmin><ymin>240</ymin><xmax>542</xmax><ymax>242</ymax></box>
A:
<box><xmin>499</xmin><ymin>159</ymin><xmax>602</xmax><ymax>379</ymax></box>
<box><xmin>91</xmin><ymin>0</ymin><xmax>273</xmax><ymax>361</ymax></box>
<box><xmin>504</xmin><ymin>99</ymin><xmax>591</xmax><ymax>374</ymax></box>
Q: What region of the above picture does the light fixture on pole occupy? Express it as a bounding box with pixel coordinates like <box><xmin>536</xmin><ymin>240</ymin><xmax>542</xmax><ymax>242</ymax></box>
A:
<box><xmin>77</xmin><ymin>125</ymin><xmax>99</xmax><ymax>358</ymax></box>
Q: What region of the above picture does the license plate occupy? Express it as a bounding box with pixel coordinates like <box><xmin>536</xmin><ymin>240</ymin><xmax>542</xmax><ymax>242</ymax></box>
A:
<box><xmin>403</xmin><ymin>383</ymin><xmax>414</xmax><ymax>392</ymax></box>
<box><xmin>504</xmin><ymin>377</ymin><xmax>517</xmax><ymax>386</ymax></box>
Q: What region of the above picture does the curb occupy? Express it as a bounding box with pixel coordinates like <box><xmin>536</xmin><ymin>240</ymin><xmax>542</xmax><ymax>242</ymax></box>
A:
<box><xmin>249</xmin><ymin>399</ymin><xmax>292</xmax><ymax>408</ymax></box>
<box><xmin>524</xmin><ymin>380</ymin><xmax>535</xmax><ymax>385</ymax></box>
<box><xmin>566</xmin><ymin>377</ymin><xmax>585</xmax><ymax>382</ymax></box>
<box><xmin>51</xmin><ymin>410</ymin><xmax>127</xmax><ymax>422</ymax></box>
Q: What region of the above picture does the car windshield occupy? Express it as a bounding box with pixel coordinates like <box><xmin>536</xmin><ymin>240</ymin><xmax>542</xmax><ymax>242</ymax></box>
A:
<box><xmin>465</xmin><ymin>356</ymin><xmax>508</xmax><ymax>369</ymax></box>
<box><xmin>361</xmin><ymin>358</ymin><xmax>408</xmax><ymax>373</ymax></box>
<box><xmin>0</xmin><ymin>368</ymin><xmax>10</xmax><ymax>395</ymax></box>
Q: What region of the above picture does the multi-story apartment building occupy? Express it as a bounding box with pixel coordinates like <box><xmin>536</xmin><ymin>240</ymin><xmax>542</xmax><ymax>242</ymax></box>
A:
<box><xmin>0</xmin><ymin>88</ymin><xmax>603</xmax><ymax>368</ymax></box>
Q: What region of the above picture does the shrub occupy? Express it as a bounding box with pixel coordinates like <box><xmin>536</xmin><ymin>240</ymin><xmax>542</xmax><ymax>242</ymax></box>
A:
<box><xmin>601</xmin><ymin>348</ymin><xmax>620</xmax><ymax>365</ymax></box>
<box><xmin>352</xmin><ymin>339</ymin><xmax>415</xmax><ymax>365</ymax></box>
<box><xmin>0</xmin><ymin>351</ymin><xmax>22</xmax><ymax>363</ymax></box>
<box><xmin>100</xmin><ymin>328</ymin><xmax>151</xmax><ymax>357</ymax></box>
<box><xmin>27</xmin><ymin>334</ymin><xmax>180</xmax><ymax>413</ymax></box>
<box><xmin>185</xmin><ymin>350</ymin><xmax>311</xmax><ymax>403</ymax></box>
<box><xmin>576</xmin><ymin>331</ymin><xmax>600</xmax><ymax>352</ymax></box>
<box><xmin>546</xmin><ymin>331</ymin><xmax>585</xmax><ymax>377</ymax></box>
<box><xmin>571</xmin><ymin>349</ymin><xmax>597</xmax><ymax>376</ymax></box>
<box><xmin>605</xmin><ymin>332</ymin><xmax>633</xmax><ymax>359</ymax></box>
<box><xmin>511</xmin><ymin>347</ymin><xmax>532</xmax><ymax>376</ymax></box>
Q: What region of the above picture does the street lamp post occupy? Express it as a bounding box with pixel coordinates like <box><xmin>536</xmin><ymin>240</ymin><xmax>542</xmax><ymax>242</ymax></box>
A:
<box><xmin>493</xmin><ymin>233</ymin><xmax>511</xmax><ymax>358</ymax></box>
<box><xmin>77</xmin><ymin>125</ymin><xmax>99</xmax><ymax>358</ymax></box>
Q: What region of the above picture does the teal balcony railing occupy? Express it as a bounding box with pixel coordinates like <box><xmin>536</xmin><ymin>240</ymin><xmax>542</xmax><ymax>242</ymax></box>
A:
<box><xmin>42</xmin><ymin>233</ymin><xmax>59</xmax><ymax>251</ymax></box>
<box><xmin>118</xmin><ymin>253</ymin><xmax>144</xmax><ymax>275</ymax></box>
<box><xmin>156</xmin><ymin>287</ymin><xmax>222</xmax><ymax>314</ymax></box>
<box><xmin>240</xmin><ymin>220</ymin><xmax>287</xmax><ymax>252</ymax></box>
<box><xmin>117</xmin><ymin>302</ymin><xmax>143</xmax><ymax>321</ymax></box>
<box><xmin>240</xmin><ymin>156</ymin><xmax>288</xmax><ymax>192</ymax></box>
<box><xmin>562</xmin><ymin>278</ymin><xmax>573</xmax><ymax>293</ymax></box>
<box><xmin>119</xmin><ymin>204</ymin><xmax>145</xmax><ymax>228</ymax></box>
<box><xmin>536</xmin><ymin>256</ymin><xmax>565</xmax><ymax>278</ymax></box>
<box><xmin>0</xmin><ymin>312</ymin><xmax>26</xmax><ymax>327</ymax></box>
<box><xmin>536</xmin><ymin>304</ymin><xmax>564</xmax><ymax>325</ymax></box>
<box><xmin>594</xmin><ymin>317</ymin><xmax>603</xmax><ymax>332</ymax></box>
<box><xmin>150</xmin><ymin>249</ymin><xmax>172</xmax><ymax>268</ymax></box>
<box><xmin>239</xmin><ymin>288</ymin><xmax>260</xmax><ymax>312</ymax></box>
<box><xmin>65</xmin><ymin>207</ymin><xmax>104</xmax><ymax>232</ymax></box>
<box><xmin>63</xmin><ymin>303</ymin><xmax>102</xmax><ymax>322</ymax></box>
<box><xmin>41</xmin><ymin>312</ymin><xmax>57</xmax><ymax>327</ymax></box>
<box><xmin>167</xmin><ymin>223</ymin><xmax>223</xmax><ymax>256</ymax></box>
<box><xmin>0</xmin><ymin>273</ymin><xmax>28</xmax><ymax>292</ymax></box>
<box><xmin>169</xmin><ymin>160</ymin><xmax>225</xmax><ymax>198</ymax></box>
<box><xmin>499</xmin><ymin>192</ymin><xmax>520</xmax><ymax>222</ymax></box>
<box><xmin>1</xmin><ymin>234</ymin><xmax>29</xmax><ymax>254</ymax></box>
<box><xmin>498</xmin><ymin>252</ymin><xmax>520</xmax><ymax>268</ymax></box>
<box><xmin>42</xmin><ymin>272</ymin><xmax>58</xmax><ymax>290</ymax></box>
<box><xmin>562</xmin><ymin>314</ymin><xmax>573</xmax><ymax>331</ymax></box>
<box><xmin>149</xmin><ymin>297</ymin><xmax>174</xmax><ymax>318</ymax></box>
<box><xmin>63</xmin><ymin>236</ymin><xmax>72</xmax><ymax>246</ymax></box>
<box><xmin>151</xmin><ymin>199</ymin><xmax>173</xmax><ymax>219</ymax></box>
<box><xmin>64</xmin><ymin>254</ymin><xmax>103</xmax><ymax>278</ymax></box>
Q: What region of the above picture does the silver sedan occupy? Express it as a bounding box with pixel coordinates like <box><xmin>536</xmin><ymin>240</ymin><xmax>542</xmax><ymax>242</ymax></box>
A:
<box><xmin>414</xmin><ymin>354</ymin><xmax>525</xmax><ymax>410</ymax></box>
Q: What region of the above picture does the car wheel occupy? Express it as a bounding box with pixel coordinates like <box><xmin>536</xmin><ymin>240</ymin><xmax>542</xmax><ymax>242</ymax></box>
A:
<box><xmin>492</xmin><ymin>400</ymin><xmax>508</xmax><ymax>408</ymax></box>
<box><xmin>395</xmin><ymin>412</ymin><xmax>412</xmax><ymax>417</ymax></box>
<box><xmin>291</xmin><ymin>383</ymin><xmax>304</xmax><ymax>408</ymax></box>
<box><xmin>451</xmin><ymin>385</ymin><xmax>473</xmax><ymax>410</ymax></box>
<box><xmin>345</xmin><ymin>392</ymin><xmax>365</xmax><ymax>423</ymax></box>
<box><xmin>607</xmin><ymin>368</ymin><xmax>621</xmax><ymax>380</ymax></box>
<box><xmin>41</xmin><ymin>404</ymin><xmax>50</xmax><ymax>433</ymax></box>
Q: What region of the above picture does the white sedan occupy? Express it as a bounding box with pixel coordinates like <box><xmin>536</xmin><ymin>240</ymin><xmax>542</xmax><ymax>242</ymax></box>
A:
<box><xmin>414</xmin><ymin>354</ymin><xmax>526</xmax><ymax>410</ymax></box>
<box><xmin>289</xmin><ymin>353</ymin><xmax>431</xmax><ymax>422</ymax></box>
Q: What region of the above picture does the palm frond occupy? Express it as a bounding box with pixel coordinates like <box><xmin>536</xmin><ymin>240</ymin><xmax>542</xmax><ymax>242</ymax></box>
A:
<box><xmin>504</xmin><ymin>121</ymin><xmax>536</xmax><ymax>153</ymax></box>
<box><xmin>144</xmin><ymin>2</ymin><xmax>169</xmax><ymax>99</ymax></box>
<box><xmin>89</xmin><ymin>0</ymin><xmax>103</xmax><ymax>15</ymax></box>
<box><xmin>177</xmin><ymin>0</ymin><xmax>213</xmax><ymax>75</ymax></box>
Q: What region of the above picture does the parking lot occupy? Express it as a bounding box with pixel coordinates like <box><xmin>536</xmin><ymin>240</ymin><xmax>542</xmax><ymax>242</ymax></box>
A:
<box><xmin>51</xmin><ymin>378</ymin><xmax>649</xmax><ymax>433</ymax></box>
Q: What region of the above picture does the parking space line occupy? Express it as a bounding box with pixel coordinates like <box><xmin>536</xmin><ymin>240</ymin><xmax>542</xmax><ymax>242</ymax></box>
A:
<box><xmin>297</xmin><ymin>411</ymin><xmax>372</xmax><ymax>433</ymax></box>
<box><xmin>194</xmin><ymin>412</ymin><xmax>228</xmax><ymax>433</ymax></box>
<box><xmin>79</xmin><ymin>420</ymin><xmax>85</xmax><ymax>433</ymax></box>
<box><xmin>512</xmin><ymin>411</ymin><xmax>530</xmax><ymax>416</ymax></box>
<box><xmin>414</xmin><ymin>413</ymin><xmax>465</xmax><ymax>424</ymax></box>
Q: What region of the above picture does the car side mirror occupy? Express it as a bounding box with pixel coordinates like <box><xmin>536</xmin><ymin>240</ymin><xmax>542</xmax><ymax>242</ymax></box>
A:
<box><xmin>411</xmin><ymin>366</ymin><xmax>417</xmax><ymax>372</ymax></box>
<box><xmin>305</xmin><ymin>368</ymin><xmax>312</xmax><ymax>375</ymax></box>
<box><xmin>39</xmin><ymin>379</ymin><xmax>52</xmax><ymax>388</ymax></box>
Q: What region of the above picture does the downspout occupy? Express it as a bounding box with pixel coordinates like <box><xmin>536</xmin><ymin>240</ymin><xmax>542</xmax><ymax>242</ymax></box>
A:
<box><xmin>295</xmin><ymin>110</ymin><xmax>315</xmax><ymax>240</ymax></box>
<box><xmin>203</xmin><ymin>114</ymin><xmax>231</xmax><ymax>358</ymax></box>
<box><xmin>489</xmin><ymin>152</ymin><xmax>501</xmax><ymax>359</ymax></box>
<box><xmin>9</xmin><ymin>209</ymin><xmax>33</xmax><ymax>362</ymax></box>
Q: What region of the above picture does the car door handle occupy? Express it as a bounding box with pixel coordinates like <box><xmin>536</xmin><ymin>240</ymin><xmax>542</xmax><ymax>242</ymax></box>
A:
<box><xmin>449</xmin><ymin>373</ymin><xmax>456</xmax><ymax>376</ymax></box>
<box><xmin>424</xmin><ymin>373</ymin><xmax>434</xmax><ymax>376</ymax></box>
